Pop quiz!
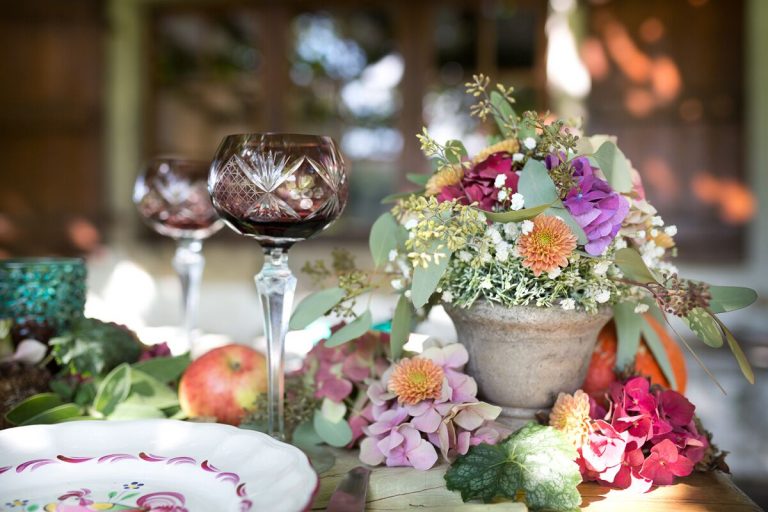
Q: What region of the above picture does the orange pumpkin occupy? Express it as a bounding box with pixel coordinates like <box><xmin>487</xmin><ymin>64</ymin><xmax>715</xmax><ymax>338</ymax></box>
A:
<box><xmin>583</xmin><ymin>314</ymin><xmax>687</xmax><ymax>401</ymax></box>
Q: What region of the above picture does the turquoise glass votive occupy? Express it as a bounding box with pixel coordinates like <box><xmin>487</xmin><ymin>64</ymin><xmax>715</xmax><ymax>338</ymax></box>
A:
<box><xmin>0</xmin><ymin>258</ymin><xmax>87</xmax><ymax>339</ymax></box>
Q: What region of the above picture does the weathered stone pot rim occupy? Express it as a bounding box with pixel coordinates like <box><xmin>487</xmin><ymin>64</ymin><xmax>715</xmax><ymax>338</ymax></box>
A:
<box><xmin>444</xmin><ymin>301</ymin><xmax>612</xmax><ymax>330</ymax></box>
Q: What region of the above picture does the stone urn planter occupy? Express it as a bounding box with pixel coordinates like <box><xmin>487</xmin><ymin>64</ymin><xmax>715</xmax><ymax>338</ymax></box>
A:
<box><xmin>445</xmin><ymin>302</ymin><xmax>612</xmax><ymax>430</ymax></box>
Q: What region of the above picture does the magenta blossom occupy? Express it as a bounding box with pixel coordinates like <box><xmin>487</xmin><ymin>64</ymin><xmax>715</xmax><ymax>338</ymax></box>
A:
<box><xmin>546</xmin><ymin>153</ymin><xmax>629</xmax><ymax>255</ymax></box>
<box><xmin>437</xmin><ymin>152</ymin><xmax>519</xmax><ymax>211</ymax></box>
<box><xmin>640</xmin><ymin>439</ymin><xmax>694</xmax><ymax>485</ymax></box>
<box><xmin>139</xmin><ymin>342</ymin><xmax>171</xmax><ymax>361</ymax></box>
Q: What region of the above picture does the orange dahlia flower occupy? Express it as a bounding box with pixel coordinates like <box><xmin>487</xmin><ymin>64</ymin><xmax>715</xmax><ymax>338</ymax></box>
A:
<box><xmin>388</xmin><ymin>357</ymin><xmax>444</xmax><ymax>405</ymax></box>
<box><xmin>516</xmin><ymin>215</ymin><xmax>577</xmax><ymax>276</ymax></box>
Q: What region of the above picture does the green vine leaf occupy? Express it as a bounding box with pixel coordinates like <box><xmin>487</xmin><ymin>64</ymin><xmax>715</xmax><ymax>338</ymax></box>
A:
<box><xmin>406</xmin><ymin>173</ymin><xmax>431</xmax><ymax>186</ymax></box>
<box><xmin>518</xmin><ymin>159</ymin><xmax>558</xmax><ymax>207</ymax></box>
<box><xmin>445</xmin><ymin>423</ymin><xmax>581</xmax><ymax>511</ymax></box>
<box><xmin>444</xmin><ymin>140</ymin><xmax>468</xmax><ymax>164</ymax></box>
<box><xmin>325</xmin><ymin>310</ymin><xmax>373</xmax><ymax>347</ymax></box>
<box><xmin>289</xmin><ymin>287</ymin><xmax>346</xmax><ymax>330</ymax></box>
<box><xmin>713</xmin><ymin>316</ymin><xmax>755</xmax><ymax>384</ymax></box>
<box><xmin>489</xmin><ymin>91</ymin><xmax>516</xmax><ymax>138</ymax></box>
<box><xmin>312</xmin><ymin>409</ymin><xmax>353</xmax><ymax>447</ymax></box>
<box><xmin>390</xmin><ymin>294</ymin><xmax>413</xmax><ymax>359</ymax></box>
<box><xmin>4</xmin><ymin>393</ymin><xmax>63</xmax><ymax>426</ymax></box>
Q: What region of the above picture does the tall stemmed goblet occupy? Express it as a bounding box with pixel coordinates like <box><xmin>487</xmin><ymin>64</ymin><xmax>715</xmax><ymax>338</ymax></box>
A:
<box><xmin>133</xmin><ymin>158</ymin><xmax>224</xmax><ymax>352</ymax></box>
<box><xmin>208</xmin><ymin>134</ymin><xmax>348</xmax><ymax>439</ymax></box>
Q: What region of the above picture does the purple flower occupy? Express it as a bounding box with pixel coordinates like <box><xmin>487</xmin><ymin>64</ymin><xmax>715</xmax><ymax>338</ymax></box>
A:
<box><xmin>546</xmin><ymin>153</ymin><xmax>629</xmax><ymax>255</ymax></box>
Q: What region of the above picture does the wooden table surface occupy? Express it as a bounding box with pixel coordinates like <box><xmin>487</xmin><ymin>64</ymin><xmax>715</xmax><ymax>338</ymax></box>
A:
<box><xmin>312</xmin><ymin>449</ymin><xmax>763</xmax><ymax>511</ymax></box>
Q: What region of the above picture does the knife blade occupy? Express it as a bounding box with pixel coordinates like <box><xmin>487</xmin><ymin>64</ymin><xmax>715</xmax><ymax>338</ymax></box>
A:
<box><xmin>325</xmin><ymin>466</ymin><xmax>371</xmax><ymax>512</ymax></box>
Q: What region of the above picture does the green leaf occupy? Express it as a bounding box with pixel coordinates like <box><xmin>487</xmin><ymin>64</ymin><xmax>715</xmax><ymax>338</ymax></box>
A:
<box><xmin>444</xmin><ymin>140</ymin><xmax>468</xmax><ymax>164</ymax></box>
<box><xmin>406</xmin><ymin>173</ymin><xmax>430</xmax><ymax>186</ymax></box>
<box><xmin>123</xmin><ymin>368</ymin><xmax>180</xmax><ymax>409</ymax></box>
<box><xmin>713</xmin><ymin>316</ymin><xmax>755</xmax><ymax>384</ymax></box>
<box><xmin>590</xmin><ymin>141</ymin><xmax>633</xmax><ymax>193</ymax></box>
<box><xmin>613</xmin><ymin>303</ymin><xmax>642</xmax><ymax>370</ymax></box>
<box><xmin>20</xmin><ymin>403</ymin><xmax>82</xmax><ymax>426</ymax></box>
<box><xmin>390</xmin><ymin>294</ymin><xmax>413</xmax><ymax>359</ymax></box>
<box><xmin>518</xmin><ymin>159</ymin><xmax>559</xmax><ymax>207</ymax></box>
<box><xmin>92</xmin><ymin>363</ymin><xmax>132</xmax><ymax>417</ymax></box>
<box><xmin>292</xmin><ymin>420</ymin><xmax>337</xmax><ymax>474</ymax></box>
<box><xmin>5</xmin><ymin>393</ymin><xmax>63</xmax><ymax>426</ymax></box>
<box><xmin>479</xmin><ymin>203</ymin><xmax>551</xmax><ymax>223</ymax></box>
<box><xmin>108</xmin><ymin>402</ymin><xmax>166</xmax><ymax>420</ymax></box>
<box><xmin>614</xmin><ymin>248</ymin><xmax>660</xmax><ymax>284</ymax></box>
<box><xmin>445</xmin><ymin>423</ymin><xmax>581</xmax><ymax>510</ymax></box>
<box><xmin>381</xmin><ymin>189</ymin><xmax>424</xmax><ymax>204</ymax></box>
<box><xmin>411</xmin><ymin>242</ymin><xmax>453</xmax><ymax>309</ymax></box>
<box><xmin>490</xmin><ymin>91</ymin><xmax>516</xmax><ymax>138</ymax></box>
<box><xmin>640</xmin><ymin>316</ymin><xmax>677</xmax><ymax>389</ymax></box>
<box><xmin>289</xmin><ymin>287</ymin><xmax>346</xmax><ymax>330</ymax></box>
<box><xmin>684</xmin><ymin>308</ymin><xmax>724</xmax><ymax>348</ymax></box>
<box><xmin>708</xmin><ymin>285</ymin><xmax>758</xmax><ymax>314</ymax></box>
<box><xmin>131</xmin><ymin>354</ymin><xmax>191</xmax><ymax>383</ymax></box>
<box><xmin>325</xmin><ymin>310</ymin><xmax>373</xmax><ymax>347</ymax></box>
<box><xmin>548</xmin><ymin>205</ymin><xmax>588</xmax><ymax>245</ymax></box>
<box><xmin>312</xmin><ymin>409</ymin><xmax>353</xmax><ymax>447</ymax></box>
<box><xmin>49</xmin><ymin>318</ymin><xmax>142</xmax><ymax>377</ymax></box>
<box><xmin>369</xmin><ymin>212</ymin><xmax>403</xmax><ymax>267</ymax></box>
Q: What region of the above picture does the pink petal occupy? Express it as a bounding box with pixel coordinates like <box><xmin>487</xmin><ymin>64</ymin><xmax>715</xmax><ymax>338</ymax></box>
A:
<box><xmin>441</xmin><ymin>344</ymin><xmax>469</xmax><ymax>369</ymax></box>
<box><xmin>359</xmin><ymin>437</ymin><xmax>385</xmax><ymax>466</ymax></box>
<box><xmin>456</xmin><ymin>431</ymin><xmax>471</xmax><ymax>455</ymax></box>
<box><xmin>377</xmin><ymin>430</ymin><xmax>405</xmax><ymax>455</ymax></box>
<box><xmin>405</xmin><ymin>401</ymin><xmax>432</xmax><ymax>417</ymax></box>
<box><xmin>411</xmin><ymin>407</ymin><xmax>442</xmax><ymax>433</ymax></box>
<box><xmin>342</xmin><ymin>355</ymin><xmax>371</xmax><ymax>382</ymax></box>
<box><xmin>406</xmin><ymin>438</ymin><xmax>439</xmax><ymax>470</ymax></box>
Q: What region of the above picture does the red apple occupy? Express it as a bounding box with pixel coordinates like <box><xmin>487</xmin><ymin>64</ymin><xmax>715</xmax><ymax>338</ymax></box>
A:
<box><xmin>179</xmin><ymin>344</ymin><xmax>268</xmax><ymax>425</ymax></box>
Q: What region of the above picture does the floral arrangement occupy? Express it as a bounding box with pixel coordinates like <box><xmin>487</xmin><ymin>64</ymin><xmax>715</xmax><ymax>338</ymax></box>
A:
<box><xmin>549</xmin><ymin>377</ymin><xmax>711</xmax><ymax>493</ymax></box>
<box><xmin>291</xmin><ymin>74</ymin><xmax>758</xmax><ymax>389</ymax></box>
<box><xmin>265</xmin><ymin>325</ymin><xmax>506</xmax><ymax>470</ymax></box>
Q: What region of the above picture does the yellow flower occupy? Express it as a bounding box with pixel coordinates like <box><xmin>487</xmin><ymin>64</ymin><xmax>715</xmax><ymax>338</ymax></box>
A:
<box><xmin>388</xmin><ymin>357</ymin><xmax>444</xmax><ymax>405</ymax></box>
<box><xmin>425</xmin><ymin>165</ymin><xmax>463</xmax><ymax>196</ymax></box>
<box><xmin>472</xmin><ymin>139</ymin><xmax>520</xmax><ymax>164</ymax></box>
<box><xmin>516</xmin><ymin>215</ymin><xmax>577</xmax><ymax>276</ymax></box>
<box><xmin>550</xmin><ymin>390</ymin><xmax>592</xmax><ymax>448</ymax></box>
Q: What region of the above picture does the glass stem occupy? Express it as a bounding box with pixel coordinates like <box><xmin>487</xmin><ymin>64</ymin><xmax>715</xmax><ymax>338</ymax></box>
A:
<box><xmin>254</xmin><ymin>247</ymin><xmax>296</xmax><ymax>440</ymax></box>
<box><xmin>172</xmin><ymin>238</ymin><xmax>204</xmax><ymax>352</ymax></box>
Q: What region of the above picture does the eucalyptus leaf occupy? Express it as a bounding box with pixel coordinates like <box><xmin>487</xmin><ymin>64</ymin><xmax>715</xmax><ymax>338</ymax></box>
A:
<box><xmin>548</xmin><ymin>206</ymin><xmax>588</xmax><ymax>245</ymax></box>
<box><xmin>708</xmin><ymin>285</ymin><xmax>758</xmax><ymax>314</ymax></box>
<box><xmin>590</xmin><ymin>141</ymin><xmax>633</xmax><ymax>193</ymax></box>
<box><xmin>713</xmin><ymin>316</ymin><xmax>755</xmax><ymax>384</ymax></box>
<box><xmin>92</xmin><ymin>363</ymin><xmax>132</xmax><ymax>417</ymax></box>
<box><xmin>131</xmin><ymin>354</ymin><xmax>191</xmax><ymax>383</ymax></box>
<box><xmin>445</xmin><ymin>140</ymin><xmax>468</xmax><ymax>164</ymax></box>
<box><xmin>411</xmin><ymin>243</ymin><xmax>453</xmax><ymax>309</ymax></box>
<box><xmin>614</xmin><ymin>248</ymin><xmax>660</xmax><ymax>284</ymax></box>
<box><xmin>640</xmin><ymin>316</ymin><xmax>677</xmax><ymax>390</ymax></box>
<box><xmin>289</xmin><ymin>287</ymin><xmax>346</xmax><ymax>330</ymax></box>
<box><xmin>325</xmin><ymin>310</ymin><xmax>373</xmax><ymax>347</ymax></box>
<box><xmin>108</xmin><ymin>402</ymin><xmax>166</xmax><ymax>420</ymax></box>
<box><xmin>313</xmin><ymin>409</ymin><xmax>353</xmax><ymax>448</ymax></box>
<box><xmin>479</xmin><ymin>203</ymin><xmax>550</xmax><ymax>223</ymax></box>
<box><xmin>490</xmin><ymin>91</ymin><xmax>516</xmax><ymax>138</ymax></box>
<box><xmin>613</xmin><ymin>303</ymin><xmax>642</xmax><ymax>371</ymax></box>
<box><xmin>406</xmin><ymin>173</ymin><xmax>431</xmax><ymax>186</ymax></box>
<box><xmin>292</xmin><ymin>420</ymin><xmax>336</xmax><ymax>473</ymax></box>
<box><xmin>518</xmin><ymin>159</ymin><xmax>558</xmax><ymax>206</ymax></box>
<box><xmin>390</xmin><ymin>294</ymin><xmax>413</xmax><ymax>359</ymax></box>
<box><xmin>20</xmin><ymin>403</ymin><xmax>81</xmax><ymax>426</ymax></box>
<box><xmin>684</xmin><ymin>308</ymin><xmax>724</xmax><ymax>348</ymax></box>
<box><xmin>5</xmin><ymin>393</ymin><xmax>63</xmax><ymax>426</ymax></box>
<box><xmin>369</xmin><ymin>213</ymin><xmax>402</xmax><ymax>267</ymax></box>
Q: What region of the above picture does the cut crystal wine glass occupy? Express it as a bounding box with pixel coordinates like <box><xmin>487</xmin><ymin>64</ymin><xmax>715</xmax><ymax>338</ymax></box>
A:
<box><xmin>133</xmin><ymin>157</ymin><xmax>224</xmax><ymax>352</ymax></box>
<box><xmin>208</xmin><ymin>133</ymin><xmax>348</xmax><ymax>439</ymax></box>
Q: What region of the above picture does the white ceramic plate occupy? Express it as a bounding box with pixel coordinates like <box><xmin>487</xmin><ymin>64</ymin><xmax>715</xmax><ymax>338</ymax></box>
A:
<box><xmin>0</xmin><ymin>419</ymin><xmax>317</xmax><ymax>512</ymax></box>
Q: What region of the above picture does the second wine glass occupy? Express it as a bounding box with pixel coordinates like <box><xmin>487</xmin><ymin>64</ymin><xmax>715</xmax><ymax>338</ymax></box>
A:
<box><xmin>134</xmin><ymin>157</ymin><xmax>224</xmax><ymax>352</ymax></box>
<box><xmin>208</xmin><ymin>133</ymin><xmax>348</xmax><ymax>439</ymax></box>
